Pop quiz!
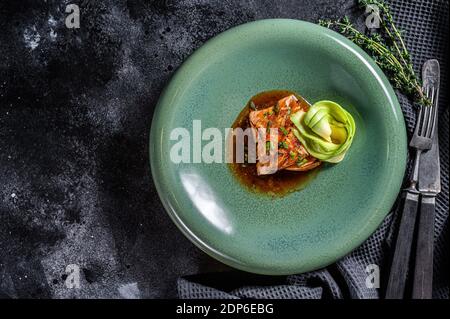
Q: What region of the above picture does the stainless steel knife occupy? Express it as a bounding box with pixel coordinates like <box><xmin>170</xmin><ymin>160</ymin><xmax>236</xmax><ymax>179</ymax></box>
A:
<box><xmin>412</xmin><ymin>59</ymin><xmax>441</xmax><ymax>299</ymax></box>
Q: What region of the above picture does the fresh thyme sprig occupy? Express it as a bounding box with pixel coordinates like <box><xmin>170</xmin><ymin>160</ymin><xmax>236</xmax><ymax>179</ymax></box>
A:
<box><xmin>319</xmin><ymin>0</ymin><xmax>429</xmax><ymax>106</ymax></box>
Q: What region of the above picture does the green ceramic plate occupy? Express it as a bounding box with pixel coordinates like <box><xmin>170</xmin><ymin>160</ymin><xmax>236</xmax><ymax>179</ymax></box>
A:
<box><xmin>150</xmin><ymin>19</ymin><xmax>407</xmax><ymax>275</ymax></box>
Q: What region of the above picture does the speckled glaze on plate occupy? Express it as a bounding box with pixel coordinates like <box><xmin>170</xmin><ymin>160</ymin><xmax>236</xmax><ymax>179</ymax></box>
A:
<box><xmin>150</xmin><ymin>19</ymin><xmax>407</xmax><ymax>275</ymax></box>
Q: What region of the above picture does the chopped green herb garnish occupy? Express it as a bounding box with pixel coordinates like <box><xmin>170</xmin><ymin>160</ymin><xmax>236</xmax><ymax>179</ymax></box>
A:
<box><xmin>278</xmin><ymin>141</ymin><xmax>288</xmax><ymax>149</ymax></box>
<box><xmin>249</xmin><ymin>101</ymin><xmax>257</xmax><ymax>110</ymax></box>
<box><xmin>289</xmin><ymin>151</ymin><xmax>296</xmax><ymax>159</ymax></box>
<box><xmin>280</xmin><ymin>127</ymin><xmax>289</xmax><ymax>135</ymax></box>
<box><xmin>273</xmin><ymin>103</ymin><xmax>279</xmax><ymax>114</ymax></box>
<box><xmin>296</xmin><ymin>158</ymin><xmax>308</xmax><ymax>166</ymax></box>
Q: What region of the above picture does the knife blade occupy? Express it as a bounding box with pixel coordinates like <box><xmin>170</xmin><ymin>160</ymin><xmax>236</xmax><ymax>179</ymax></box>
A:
<box><xmin>412</xmin><ymin>59</ymin><xmax>440</xmax><ymax>299</ymax></box>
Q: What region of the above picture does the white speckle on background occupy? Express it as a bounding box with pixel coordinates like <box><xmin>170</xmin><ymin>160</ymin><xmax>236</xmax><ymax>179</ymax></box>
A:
<box><xmin>50</xmin><ymin>29</ymin><xmax>57</xmax><ymax>41</ymax></box>
<box><xmin>48</xmin><ymin>15</ymin><xmax>57</xmax><ymax>27</ymax></box>
<box><xmin>11</xmin><ymin>193</ymin><xmax>16</xmax><ymax>198</ymax></box>
<box><xmin>23</xmin><ymin>26</ymin><xmax>41</xmax><ymax>50</ymax></box>
<box><xmin>118</xmin><ymin>282</ymin><xmax>141</xmax><ymax>299</ymax></box>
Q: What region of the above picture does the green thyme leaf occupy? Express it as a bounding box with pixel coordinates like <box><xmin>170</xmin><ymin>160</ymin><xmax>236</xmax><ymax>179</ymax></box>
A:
<box><xmin>319</xmin><ymin>0</ymin><xmax>430</xmax><ymax>106</ymax></box>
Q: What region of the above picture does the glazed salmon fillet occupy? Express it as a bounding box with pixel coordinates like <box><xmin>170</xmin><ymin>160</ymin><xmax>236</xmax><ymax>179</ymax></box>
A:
<box><xmin>249</xmin><ymin>95</ymin><xmax>321</xmax><ymax>175</ymax></box>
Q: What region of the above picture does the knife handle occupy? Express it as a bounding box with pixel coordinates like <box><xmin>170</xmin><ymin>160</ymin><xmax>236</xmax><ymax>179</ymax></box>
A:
<box><xmin>412</xmin><ymin>195</ymin><xmax>435</xmax><ymax>299</ymax></box>
<box><xmin>385</xmin><ymin>191</ymin><xmax>419</xmax><ymax>299</ymax></box>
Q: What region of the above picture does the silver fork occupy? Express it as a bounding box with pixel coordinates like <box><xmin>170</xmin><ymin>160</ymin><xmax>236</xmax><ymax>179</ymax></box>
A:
<box><xmin>385</xmin><ymin>61</ymin><xmax>438</xmax><ymax>299</ymax></box>
<box><xmin>412</xmin><ymin>59</ymin><xmax>441</xmax><ymax>299</ymax></box>
<box><xmin>409</xmin><ymin>86</ymin><xmax>438</xmax><ymax>188</ymax></box>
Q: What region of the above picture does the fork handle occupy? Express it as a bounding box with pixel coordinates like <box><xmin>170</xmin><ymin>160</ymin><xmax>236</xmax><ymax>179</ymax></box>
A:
<box><xmin>385</xmin><ymin>191</ymin><xmax>419</xmax><ymax>299</ymax></box>
<box><xmin>412</xmin><ymin>195</ymin><xmax>435</xmax><ymax>299</ymax></box>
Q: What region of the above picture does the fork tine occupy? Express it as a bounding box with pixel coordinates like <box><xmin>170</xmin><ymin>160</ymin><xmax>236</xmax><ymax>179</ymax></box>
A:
<box><xmin>414</xmin><ymin>104</ymin><xmax>424</xmax><ymax>136</ymax></box>
<box><xmin>425</xmin><ymin>88</ymin><xmax>436</xmax><ymax>137</ymax></box>
<box><xmin>420</xmin><ymin>99</ymin><xmax>431</xmax><ymax>136</ymax></box>
<box><xmin>430</xmin><ymin>88</ymin><xmax>439</xmax><ymax>138</ymax></box>
<box><xmin>420</xmin><ymin>86</ymin><xmax>430</xmax><ymax>133</ymax></box>
<box><xmin>429</xmin><ymin>102</ymin><xmax>437</xmax><ymax>138</ymax></box>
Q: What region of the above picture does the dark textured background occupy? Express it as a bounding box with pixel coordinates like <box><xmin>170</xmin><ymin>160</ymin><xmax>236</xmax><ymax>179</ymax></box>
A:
<box><xmin>0</xmin><ymin>0</ymin><xmax>445</xmax><ymax>298</ymax></box>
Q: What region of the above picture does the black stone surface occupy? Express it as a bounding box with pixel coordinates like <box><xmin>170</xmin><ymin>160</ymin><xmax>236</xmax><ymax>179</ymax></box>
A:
<box><xmin>0</xmin><ymin>0</ymin><xmax>362</xmax><ymax>298</ymax></box>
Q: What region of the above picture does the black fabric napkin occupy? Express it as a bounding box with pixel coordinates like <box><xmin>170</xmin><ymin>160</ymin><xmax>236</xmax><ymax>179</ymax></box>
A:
<box><xmin>178</xmin><ymin>0</ymin><xmax>449</xmax><ymax>299</ymax></box>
